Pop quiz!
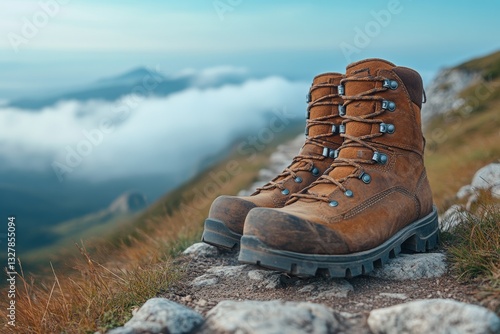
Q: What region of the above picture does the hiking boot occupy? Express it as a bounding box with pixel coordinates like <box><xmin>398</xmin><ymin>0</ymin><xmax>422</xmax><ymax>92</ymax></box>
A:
<box><xmin>239</xmin><ymin>59</ymin><xmax>438</xmax><ymax>277</ymax></box>
<box><xmin>202</xmin><ymin>72</ymin><xmax>344</xmax><ymax>249</ymax></box>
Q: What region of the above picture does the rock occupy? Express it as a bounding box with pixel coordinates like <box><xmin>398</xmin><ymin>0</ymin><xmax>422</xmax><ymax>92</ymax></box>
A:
<box><xmin>369</xmin><ymin>253</ymin><xmax>447</xmax><ymax>280</ymax></box>
<box><xmin>191</xmin><ymin>276</ymin><xmax>219</xmax><ymax>287</ymax></box>
<box><xmin>182</xmin><ymin>243</ymin><xmax>219</xmax><ymax>258</ymax></box>
<box><xmin>456</xmin><ymin>184</ymin><xmax>474</xmax><ymax>199</ymax></box>
<box><xmin>108</xmin><ymin>298</ymin><xmax>204</xmax><ymax>334</ymax></box>
<box><xmin>368</xmin><ymin>299</ymin><xmax>500</xmax><ymax>334</ymax></box>
<box><xmin>378</xmin><ymin>293</ymin><xmax>408</xmax><ymax>300</ymax></box>
<box><xmin>421</xmin><ymin>68</ymin><xmax>479</xmax><ymax>126</ymax></box>
<box><xmin>201</xmin><ymin>300</ymin><xmax>353</xmax><ymax>334</ymax></box>
<box><xmin>206</xmin><ymin>265</ymin><xmax>248</xmax><ymax>277</ymax></box>
<box><xmin>471</xmin><ymin>163</ymin><xmax>500</xmax><ymax>198</ymax></box>
<box><xmin>192</xmin><ymin>264</ymin><xmax>283</xmax><ymax>289</ymax></box>
<box><xmin>439</xmin><ymin>204</ymin><xmax>466</xmax><ymax>231</ymax></box>
<box><xmin>299</xmin><ymin>279</ymin><xmax>354</xmax><ymax>299</ymax></box>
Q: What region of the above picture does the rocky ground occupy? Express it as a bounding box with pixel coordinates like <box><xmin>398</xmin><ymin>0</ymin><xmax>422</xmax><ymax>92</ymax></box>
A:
<box><xmin>107</xmin><ymin>243</ymin><xmax>499</xmax><ymax>334</ymax></box>
<box><xmin>106</xmin><ymin>136</ymin><xmax>500</xmax><ymax>333</ymax></box>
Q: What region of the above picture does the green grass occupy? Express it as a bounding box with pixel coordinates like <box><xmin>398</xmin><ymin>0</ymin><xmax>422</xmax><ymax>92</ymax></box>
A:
<box><xmin>443</xmin><ymin>200</ymin><xmax>500</xmax><ymax>314</ymax></box>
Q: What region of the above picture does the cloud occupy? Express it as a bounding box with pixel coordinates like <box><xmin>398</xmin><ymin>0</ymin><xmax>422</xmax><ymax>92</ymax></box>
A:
<box><xmin>0</xmin><ymin>75</ymin><xmax>308</xmax><ymax>183</ymax></box>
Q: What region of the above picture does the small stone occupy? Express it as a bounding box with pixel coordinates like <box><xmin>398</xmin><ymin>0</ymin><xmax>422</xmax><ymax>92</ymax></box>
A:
<box><xmin>298</xmin><ymin>284</ymin><xmax>315</xmax><ymax>293</ymax></box>
<box><xmin>201</xmin><ymin>300</ymin><xmax>353</xmax><ymax>333</ymax></box>
<box><xmin>369</xmin><ymin>253</ymin><xmax>447</xmax><ymax>280</ymax></box>
<box><xmin>181</xmin><ymin>295</ymin><xmax>192</xmax><ymax>303</ymax></box>
<box><xmin>378</xmin><ymin>293</ymin><xmax>408</xmax><ymax>300</ymax></box>
<box><xmin>196</xmin><ymin>299</ymin><xmax>208</xmax><ymax>307</ymax></box>
<box><xmin>313</xmin><ymin>280</ymin><xmax>354</xmax><ymax>299</ymax></box>
<box><xmin>206</xmin><ymin>265</ymin><xmax>248</xmax><ymax>277</ymax></box>
<box><xmin>264</xmin><ymin>275</ymin><xmax>282</xmax><ymax>289</ymax></box>
<box><xmin>368</xmin><ymin>299</ymin><xmax>500</xmax><ymax>334</ymax></box>
<box><xmin>182</xmin><ymin>242</ymin><xmax>219</xmax><ymax>258</ymax></box>
<box><xmin>108</xmin><ymin>298</ymin><xmax>204</xmax><ymax>334</ymax></box>
<box><xmin>439</xmin><ymin>204</ymin><xmax>466</xmax><ymax>231</ymax></box>
<box><xmin>191</xmin><ymin>275</ymin><xmax>219</xmax><ymax>287</ymax></box>
<box><xmin>247</xmin><ymin>270</ymin><xmax>266</xmax><ymax>281</ymax></box>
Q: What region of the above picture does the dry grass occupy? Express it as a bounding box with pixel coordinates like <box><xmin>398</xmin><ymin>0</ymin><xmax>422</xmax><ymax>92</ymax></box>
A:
<box><xmin>444</xmin><ymin>198</ymin><xmax>500</xmax><ymax>314</ymax></box>
<box><xmin>0</xmin><ymin>131</ymin><xmax>291</xmax><ymax>333</ymax></box>
<box><xmin>424</xmin><ymin>78</ymin><xmax>500</xmax><ymax>209</ymax></box>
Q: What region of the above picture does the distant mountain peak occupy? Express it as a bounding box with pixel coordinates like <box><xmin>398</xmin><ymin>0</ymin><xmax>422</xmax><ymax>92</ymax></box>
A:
<box><xmin>97</xmin><ymin>67</ymin><xmax>165</xmax><ymax>85</ymax></box>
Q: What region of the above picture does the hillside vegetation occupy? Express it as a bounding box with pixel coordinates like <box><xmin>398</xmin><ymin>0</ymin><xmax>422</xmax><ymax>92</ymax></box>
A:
<box><xmin>2</xmin><ymin>51</ymin><xmax>499</xmax><ymax>332</ymax></box>
<box><xmin>424</xmin><ymin>50</ymin><xmax>500</xmax><ymax>209</ymax></box>
<box><xmin>0</xmin><ymin>125</ymin><xmax>301</xmax><ymax>333</ymax></box>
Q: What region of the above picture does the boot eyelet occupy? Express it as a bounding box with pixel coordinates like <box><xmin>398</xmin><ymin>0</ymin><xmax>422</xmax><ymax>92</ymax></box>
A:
<box><xmin>344</xmin><ymin>190</ymin><xmax>353</xmax><ymax>197</ymax></box>
<box><xmin>311</xmin><ymin>167</ymin><xmax>320</xmax><ymax>176</ymax></box>
<box><xmin>281</xmin><ymin>189</ymin><xmax>290</xmax><ymax>195</ymax></box>
<box><xmin>339</xmin><ymin>125</ymin><xmax>346</xmax><ymax>134</ymax></box>
<box><xmin>359</xmin><ymin>172</ymin><xmax>371</xmax><ymax>184</ymax></box>
<box><xmin>379</xmin><ymin>123</ymin><xmax>395</xmax><ymax>134</ymax></box>
<box><xmin>372</xmin><ymin>151</ymin><xmax>388</xmax><ymax>165</ymax></box>
<box><xmin>294</xmin><ymin>177</ymin><xmax>303</xmax><ymax>183</ymax></box>
<box><xmin>331</xmin><ymin>124</ymin><xmax>338</xmax><ymax>134</ymax></box>
<box><xmin>383</xmin><ymin>79</ymin><xmax>399</xmax><ymax>90</ymax></box>
<box><xmin>306</xmin><ymin>92</ymin><xmax>311</xmax><ymax>103</ymax></box>
<box><xmin>338</xmin><ymin>85</ymin><xmax>345</xmax><ymax>95</ymax></box>
<box><xmin>382</xmin><ymin>100</ymin><xmax>396</xmax><ymax>112</ymax></box>
<box><xmin>329</xmin><ymin>200</ymin><xmax>338</xmax><ymax>207</ymax></box>
<box><xmin>338</xmin><ymin>104</ymin><xmax>346</xmax><ymax>116</ymax></box>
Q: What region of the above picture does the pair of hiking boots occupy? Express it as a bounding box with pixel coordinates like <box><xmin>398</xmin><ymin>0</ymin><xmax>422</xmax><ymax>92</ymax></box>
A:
<box><xmin>202</xmin><ymin>58</ymin><xmax>439</xmax><ymax>278</ymax></box>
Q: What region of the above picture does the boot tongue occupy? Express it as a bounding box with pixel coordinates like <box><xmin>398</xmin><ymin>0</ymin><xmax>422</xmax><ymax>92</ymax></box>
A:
<box><xmin>308</xmin><ymin>60</ymin><xmax>395</xmax><ymax>196</ymax></box>
<box><xmin>306</xmin><ymin>73</ymin><xmax>342</xmax><ymax>140</ymax></box>
<box><xmin>264</xmin><ymin>73</ymin><xmax>342</xmax><ymax>189</ymax></box>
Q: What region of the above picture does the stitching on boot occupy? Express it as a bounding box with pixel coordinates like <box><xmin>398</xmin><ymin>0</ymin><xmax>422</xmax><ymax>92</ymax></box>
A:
<box><xmin>342</xmin><ymin>186</ymin><xmax>416</xmax><ymax>220</ymax></box>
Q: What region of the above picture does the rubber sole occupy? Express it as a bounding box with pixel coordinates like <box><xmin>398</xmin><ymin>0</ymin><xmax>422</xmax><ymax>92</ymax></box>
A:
<box><xmin>202</xmin><ymin>218</ymin><xmax>242</xmax><ymax>250</ymax></box>
<box><xmin>238</xmin><ymin>206</ymin><xmax>439</xmax><ymax>278</ymax></box>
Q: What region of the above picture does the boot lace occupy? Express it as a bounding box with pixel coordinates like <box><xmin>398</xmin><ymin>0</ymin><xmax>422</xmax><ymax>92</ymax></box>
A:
<box><xmin>290</xmin><ymin>75</ymin><xmax>392</xmax><ymax>202</ymax></box>
<box><xmin>254</xmin><ymin>81</ymin><xmax>340</xmax><ymax>193</ymax></box>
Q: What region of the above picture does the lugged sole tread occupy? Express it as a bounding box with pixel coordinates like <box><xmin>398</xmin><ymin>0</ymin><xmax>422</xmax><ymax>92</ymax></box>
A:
<box><xmin>238</xmin><ymin>206</ymin><xmax>439</xmax><ymax>278</ymax></box>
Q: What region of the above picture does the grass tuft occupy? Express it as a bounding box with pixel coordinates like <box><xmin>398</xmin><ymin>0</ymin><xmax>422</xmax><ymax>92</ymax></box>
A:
<box><xmin>445</xmin><ymin>202</ymin><xmax>500</xmax><ymax>314</ymax></box>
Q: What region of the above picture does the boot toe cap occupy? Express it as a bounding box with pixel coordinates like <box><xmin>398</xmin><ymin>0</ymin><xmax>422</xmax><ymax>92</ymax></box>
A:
<box><xmin>243</xmin><ymin>207</ymin><xmax>350</xmax><ymax>255</ymax></box>
<box><xmin>208</xmin><ymin>195</ymin><xmax>258</xmax><ymax>235</ymax></box>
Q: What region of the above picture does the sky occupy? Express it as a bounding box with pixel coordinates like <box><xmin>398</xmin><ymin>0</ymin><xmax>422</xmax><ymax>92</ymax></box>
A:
<box><xmin>0</xmin><ymin>0</ymin><xmax>499</xmax><ymax>99</ymax></box>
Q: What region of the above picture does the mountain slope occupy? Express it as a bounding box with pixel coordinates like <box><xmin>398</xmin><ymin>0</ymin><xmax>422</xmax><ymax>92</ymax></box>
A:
<box><xmin>423</xmin><ymin>50</ymin><xmax>500</xmax><ymax>209</ymax></box>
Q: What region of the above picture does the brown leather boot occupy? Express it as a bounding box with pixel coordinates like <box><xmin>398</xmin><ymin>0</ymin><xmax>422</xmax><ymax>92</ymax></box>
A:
<box><xmin>239</xmin><ymin>59</ymin><xmax>438</xmax><ymax>277</ymax></box>
<box><xmin>202</xmin><ymin>72</ymin><xmax>344</xmax><ymax>249</ymax></box>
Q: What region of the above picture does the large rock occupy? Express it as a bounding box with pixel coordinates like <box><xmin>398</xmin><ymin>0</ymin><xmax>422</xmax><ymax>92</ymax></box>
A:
<box><xmin>421</xmin><ymin>68</ymin><xmax>479</xmax><ymax>126</ymax></box>
<box><xmin>107</xmin><ymin>298</ymin><xmax>204</xmax><ymax>334</ymax></box>
<box><xmin>471</xmin><ymin>163</ymin><xmax>500</xmax><ymax>198</ymax></box>
<box><xmin>368</xmin><ymin>299</ymin><xmax>500</xmax><ymax>334</ymax></box>
<box><xmin>201</xmin><ymin>300</ymin><xmax>354</xmax><ymax>334</ymax></box>
<box><xmin>369</xmin><ymin>253</ymin><xmax>447</xmax><ymax>280</ymax></box>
